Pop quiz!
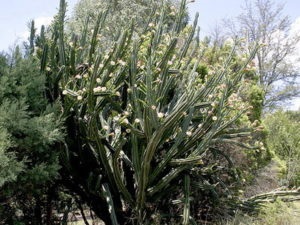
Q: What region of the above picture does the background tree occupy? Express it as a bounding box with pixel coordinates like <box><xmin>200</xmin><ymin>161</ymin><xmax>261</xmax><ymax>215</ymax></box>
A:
<box><xmin>68</xmin><ymin>0</ymin><xmax>186</xmax><ymax>50</ymax></box>
<box><xmin>226</xmin><ymin>0</ymin><xmax>300</xmax><ymax>109</ymax></box>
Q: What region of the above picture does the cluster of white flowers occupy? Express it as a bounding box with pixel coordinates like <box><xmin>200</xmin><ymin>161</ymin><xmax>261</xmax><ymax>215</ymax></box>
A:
<box><xmin>118</xmin><ymin>59</ymin><xmax>126</xmax><ymax>66</ymax></box>
<box><xmin>212</xmin><ymin>116</ymin><xmax>218</xmax><ymax>121</ymax></box>
<box><xmin>217</xmin><ymin>83</ymin><xmax>227</xmax><ymax>90</ymax></box>
<box><xmin>227</xmin><ymin>93</ymin><xmax>239</xmax><ymax>108</ymax></box>
<box><xmin>113</xmin><ymin>115</ymin><xmax>120</xmax><ymax>122</ymax></box>
<box><xmin>148</xmin><ymin>23</ymin><xmax>155</xmax><ymax>28</ymax></box>
<box><xmin>96</xmin><ymin>34</ymin><xmax>102</xmax><ymax>41</ymax></box>
<box><xmin>62</xmin><ymin>88</ymin><xmax>87</xmax><ymax>102</ymax></box>
<box><xmin>157</xmin><ymin>112</ymin><xmax>164</xmax><ymax>118</ymax></box>
<box><xmin>170</xmin><ymin>11</ymin><xmax>176</xmax><ymax>16</ymax></box>
<box><xmin>254</xmin><ymin>141</ymin><xmax>266</xmax><ymax>151</ymax></box>
<box><xmin>186</xmin><ymin>131</ymin><xmax>192</xmax><ymax>136</ymax></box>
<box><xmin>75</xmin><ymin>74</ymin><xmax>82</xmax><ymax>79</ymax></box>
<box><xmin>211</xmin><ymin>102</ymin><xmax>217</xmax><ymax>108</ymax></box>
<box><xmin>93</xmin><ymin>86</ymin><xmax>107</xmax><ymax>93</ymax></box>
<box><xmin>170</xmin><ymin>5</ymin><xmax>176</xmax><ymax>16</ymax></box>
<box><xmin>121</xmin><ymin>118</ymin><xmax>129</xmax><ymax>125</ymax></box>
<box><xmin>89</xmin><ymin>65</ymin><xmax>94</xmax><ymax>73</ymax></box>
<box><xmin>77</xmin><ymin>90</ymin><xmax>84</xmax><ymax>95</ymax></box>
<box><xmin>124</xmin><ymin>111</ymin><xmax>130</xmax><ymax>116</ymax></box>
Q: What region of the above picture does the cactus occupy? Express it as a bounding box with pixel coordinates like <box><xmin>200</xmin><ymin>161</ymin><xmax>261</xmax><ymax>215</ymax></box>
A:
<box><xmin>38</xmin><ymin>0</ymin><xmax>258</xmax><ymax>224</ymax></box>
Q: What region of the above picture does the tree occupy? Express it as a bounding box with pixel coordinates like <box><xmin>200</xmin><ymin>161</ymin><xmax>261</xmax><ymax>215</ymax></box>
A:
<box><xmin>68</xmin><ymin>0</ymin><xmax>186</xmax><ymax>49</ymax></box>
<box><xmin>226</xmin><ymin>0</ymin><xmax>300</xmax><ymax>109</ymax></box>
<box><xmin>0</xmin><ymin>48</ymin><xmax>64</xmax><ymax>224</ymax></box>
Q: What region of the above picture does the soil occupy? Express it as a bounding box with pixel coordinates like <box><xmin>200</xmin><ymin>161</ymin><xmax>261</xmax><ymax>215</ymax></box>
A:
<box><xmin>243</xmin><ymin>159</ymin><xmax>281</xmax><ymax>198</ymax></box>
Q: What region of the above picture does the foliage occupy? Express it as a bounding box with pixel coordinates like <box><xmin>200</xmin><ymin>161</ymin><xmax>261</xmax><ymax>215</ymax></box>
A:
<box><xmin>224</xmin><ymin>200</ymin><xmax>300</xmax><ymax>225</ymax></box>
<box><xmin>247</xmin><ymin>85</ymin><xmax>264</xmax><ymax>122</ymax></box>
<box><xmin>0</xmin><ymin>129</ymin><xmax>23</xmax><ymax>188</ymax></box>
<box><xmin>224</xmin><ymin>0</ymin><xmax>300</xmax><ymax>109</ymax></box>
<box><xmin>198</xmin><ymin>37</ymin><xmax>270</xmax><ymax>171</ymax></box>
<box><xmin>68</xmin><ymin>0</ymin><xmax>186</xmax><ymax>50</ymax></box>
<box><xmin>264</xmin><ymin>110</ymin><xmax>300</xmax><ymax>187</ymax></box>
<box><xmin>0</xmin><ymin>51</ymin><xmax>63</xmax><ymax>224</ymax></box>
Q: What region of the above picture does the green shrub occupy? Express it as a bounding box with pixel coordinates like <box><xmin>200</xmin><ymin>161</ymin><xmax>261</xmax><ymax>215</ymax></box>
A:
<box><xmin>264</xmin><ymin>110</ymin><xmax>300</xmax><ymax>187</ymax></box>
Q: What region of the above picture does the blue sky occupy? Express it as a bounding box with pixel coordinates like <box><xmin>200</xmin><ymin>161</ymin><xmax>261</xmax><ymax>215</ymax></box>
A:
<box><xmin>1</xmin><ymin>0</ymin><xmax>300</xmax><ymax>51</ymax></box>
<box><xmin>0</xmin><ymin>0</ymin><xmax>299</xmax><ymax>109</ymax></box>
<box><xmin>189</xmin><ymin>0</ymin><xmax>300</xmax><ymax>33</ymax></box>
<box><xmin>0</xmin><ymin>0</ymin><xmax>78</xmax><ymax>51</ymax></box>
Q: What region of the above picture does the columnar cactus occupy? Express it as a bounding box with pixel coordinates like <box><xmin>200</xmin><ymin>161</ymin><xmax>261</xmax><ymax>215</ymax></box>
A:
<box><xmin>40</xmin><ymin>0</ymin><xmax>259</xmax><ymax>224</ymax></box>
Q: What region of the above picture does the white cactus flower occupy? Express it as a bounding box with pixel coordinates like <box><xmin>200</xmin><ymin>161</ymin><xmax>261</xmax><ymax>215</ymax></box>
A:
<box><xmin>157</xmin><ymin>112</ymin><xmax>164</xmax><ymax>118</ymax></box>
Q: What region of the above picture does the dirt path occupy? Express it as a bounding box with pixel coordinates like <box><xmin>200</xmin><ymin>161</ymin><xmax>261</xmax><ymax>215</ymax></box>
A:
<box><xmin>241</xmin><ymin>159</ymin><xmax>300</xmax><ymax>225</ymax></box>
<box><xmin>244</xmin><ymin>159</ymin><xmax>281</xmax><ymax>198</ymax></box>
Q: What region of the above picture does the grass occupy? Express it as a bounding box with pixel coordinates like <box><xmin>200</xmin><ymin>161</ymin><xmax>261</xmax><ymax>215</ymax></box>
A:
<box><xmin>222</xmin><ymin>200</ymin><xmax>300</xmax><ymax>225</ymax></box>
<box><xmin>222</xmin><ymin>157</ymin><xmax>300</xmax><ymax>225</ymax></box>
<box><xmin>68</xmin><ymin>219</ymin><xmax>104</xmax><ymax>225</ymax></box>
<box><xmin>68</xmin><ymin>221</ymin><xmax>91</xmax><ymax>225</ymax></box>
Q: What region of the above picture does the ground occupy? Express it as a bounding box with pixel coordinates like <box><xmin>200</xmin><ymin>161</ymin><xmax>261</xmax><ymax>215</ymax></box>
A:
<box><xmin>67</xmin><ymin>159</ymin><xmax>300</xmax><ymax>225</ymax></box>
<box><xmin>229</xmin><ymin>159</ymin><xmax>300</xmax><ymax>225</ymax></box>
<box><xmin>244</xmin><ymin>159</ymin><xmax>281</xmax><ymax>198</ymax></box>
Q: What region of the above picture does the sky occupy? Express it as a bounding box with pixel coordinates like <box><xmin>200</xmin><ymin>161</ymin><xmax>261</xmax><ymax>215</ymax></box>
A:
<box><xmin>0</xmin><ymin>0</ymin><xmax>299</xmax><ymax>109</ymax></box>
<box><xmin>0</xmin><ymin>0</ymin><xmax>78</xmax><ymax>51</ymax></box>
<box><xmin>189</xmin><ymin>0</ymin><xmax>300</xmax><ymax>34</ymax></box>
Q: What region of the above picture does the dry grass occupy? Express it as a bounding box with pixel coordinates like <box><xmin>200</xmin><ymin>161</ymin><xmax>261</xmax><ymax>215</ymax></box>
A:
<box><xmin>222</xmin><ymin>201</ymin><xmax>300</xmax><ymax>225</ymax></box>
<box><xmin>222</xmin><ymin>158</ymin><xmax>300</xmax><ymax>225</ymax></box>
<box><xmin>67</xmin><ymin>219</ymin><xmax>104</xmax><ymax>225</ymax></box>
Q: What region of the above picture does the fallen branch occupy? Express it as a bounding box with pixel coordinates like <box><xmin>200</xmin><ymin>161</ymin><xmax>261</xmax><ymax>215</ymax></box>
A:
<box><xmin>238</xmin><ymin>188</ymin><xmax>300</xmax><ymax>213</ymax></box>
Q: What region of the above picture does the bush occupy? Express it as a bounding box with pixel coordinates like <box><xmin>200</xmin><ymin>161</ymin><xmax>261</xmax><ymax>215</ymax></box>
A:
<box><xmin>264</xmin><ymin>110</ymin><xmax>300</xmax><ymax>187</ymax></box>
